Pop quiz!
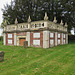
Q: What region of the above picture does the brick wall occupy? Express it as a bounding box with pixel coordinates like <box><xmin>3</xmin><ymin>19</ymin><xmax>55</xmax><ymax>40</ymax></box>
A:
<box><xmin>40</xmin><ymin>32</ymin><xmax>43</xmax><ymax>48</ymax></box>
<box><xmin>30</xmin><ymin>32</ymin><xmax>33</xmax><ymax>46</ymax></box>
<box><xmin>30</xmin><ymin>31</ymin><xmax>43</xmax><ymax>48</ymax></box>
<box><xmin>5</xmin><ymin>32</ymin><xmax>67</xmax><ymax>48</ymax></box>
<box><xmin>6</xmin><ymin>33</ymin><xmax>14</xmax><ymax>45</ymax></box>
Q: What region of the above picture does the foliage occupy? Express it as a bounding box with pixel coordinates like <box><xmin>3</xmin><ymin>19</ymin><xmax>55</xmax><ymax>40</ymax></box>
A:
<box><xmin>0</xmin><ymin>41</ymin><xmax>75</xmax><ymax>75</ymax></box>
<box><xmin>0</xmin><ymin>36</ymin><xmax>3</xmax><ymax>41</ymax></box>
<box><xmin>68</xmin><ymin>35</ymin><xmax>75</xmax><ymax>43</ymax></box>
<box><xmin>1</xmin><ymin>0</ymin><xmax>75</xmax><ymax>32</ymax></box>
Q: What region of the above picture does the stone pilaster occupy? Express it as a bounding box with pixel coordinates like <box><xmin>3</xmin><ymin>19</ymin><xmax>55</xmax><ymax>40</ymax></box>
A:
<box><xmin>14</xmin><ymin>33</ymin><xmax>17</xmax><ymax>45</ymax></box>
<box><xmin>66</xmin><ymin>34</ymin><xmax>68</xmax><ymax>44</ymax></box>
<box><xmin>17</xmin><ymin>37</ymin><xmax>19</xmax><ymax>46</ymax></box>
<box><xmin>26</xmin><ymin>32</ymin><xmax>30</xmax><ymax>46</ymax></box>
<box><xmin>43</xmin><ymin>30</ymin><xmax>49</xmax><ymax>48</ymax></box>
<box><xmin>62</xmin><ymin>33</ymin><xmax>63</xmax><ymax>45</ymax></box>
<box><xmin>3</xmin><ymin>33</ymin><xmax>6</xmax><ymax>45</ymax></box>
<box><xmin>55</xmin><ymin>32</ymin><xmax>57</xmax><ymax>46</ymax></box>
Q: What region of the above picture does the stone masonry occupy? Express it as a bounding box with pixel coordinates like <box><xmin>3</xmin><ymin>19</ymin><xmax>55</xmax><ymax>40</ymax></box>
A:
<box><xmin>3</xmin><ymin>12</ymin><xmax>68</xmax><ymax>48</ymax></box>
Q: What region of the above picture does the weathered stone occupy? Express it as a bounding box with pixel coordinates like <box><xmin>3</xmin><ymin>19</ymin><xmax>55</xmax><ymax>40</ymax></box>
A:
<box><xmin>15</xmin><ymin>18</ymin><xmax>18</xmax><ymax>25</ymax></box>
<box><xmin>65</xmin><ymin>22</ymin><xmax>68</xmax><ymax>28</ymax></box>
<box><xmin>3</xmin><ymin>14</ymin><xmax>68</xmax><ymax>48</ymax></box>
<box><xmin>60</xmin><ymin>20</ymin><xmax>63</xmax><ymax>25</ymax></box>
<box><xmin>43</xmin><ymin>30</ymin><xmax>49</xmax><ymax>48</ymax></box>
<box><xmin>44</xmin><ymin>12</ymin><xmax>48</xmax><ymax>21</ymax></box>
<box><xmin>0</xmin><ymin>51</ymin><xmax>5</xmax><ymax>62</ymax></box>
<box><xmin>26</xmin><ymin>32</ymin><xmax>30</xmax><ymax>46</ymax></box>
<box><xmin>4</xmin><ymin>20</ymin><xmax>7</xmax><ymax>26</ymax></box>
<box><xmin>23</xmin><ymin>41</ymin><xmax>28</xmax><ymax>48</ymax></box>
<box><xmin>53</xmin><ymin>16</ymin><xmax>57</xmax><ymax>23</ymax></box>
<box><xmin>28</xmin><ymin>15</ymin><xmax>31</xmax><ymax>23</ymax></box>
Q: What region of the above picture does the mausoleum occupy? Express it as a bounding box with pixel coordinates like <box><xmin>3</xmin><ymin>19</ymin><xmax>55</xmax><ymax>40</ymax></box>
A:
<box><xmin>3</xmin><ymin>12</ymin><xmax>68</xmax><ymax>48</ymax></box>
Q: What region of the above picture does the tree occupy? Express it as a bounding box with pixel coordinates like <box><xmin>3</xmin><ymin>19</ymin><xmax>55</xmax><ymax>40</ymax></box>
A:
<box><xmin>1</xmin><ymin>0</ymin><xmax>75</xmax><ymax>32</ymax></box>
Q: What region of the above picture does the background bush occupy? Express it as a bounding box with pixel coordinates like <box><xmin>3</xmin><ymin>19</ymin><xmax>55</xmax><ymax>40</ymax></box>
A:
<box><xmin>68</xmin><ymin>35</ymin><xmax>75</xmax><ymax>43</ymax></box>
<box><xmin>0</xmin><ymin>36</ymin><xmax>3</xmax><ymax>41</ymax></box>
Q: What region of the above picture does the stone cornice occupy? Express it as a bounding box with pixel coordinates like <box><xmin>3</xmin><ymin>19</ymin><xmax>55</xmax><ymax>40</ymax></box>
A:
<box><xmin>3</xmin><ymin>20</ymin><xmax>68</xmax><ymax>33</ymax></box>
<box><xmin>3</xmin><ymin>27</ymin><xmax>68</xmax><ymax>34</ymax></box>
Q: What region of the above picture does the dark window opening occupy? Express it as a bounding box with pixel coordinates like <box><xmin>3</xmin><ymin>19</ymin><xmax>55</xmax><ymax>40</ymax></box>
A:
<box><xmin>35</xmin><ymin>24</ymin><xmax>37</xmax><ymax>28</ymax></box>
<box><xmin>42</xmin><ymin>23</ymin><xmax>44</xmax><ymax>27</ymax></box>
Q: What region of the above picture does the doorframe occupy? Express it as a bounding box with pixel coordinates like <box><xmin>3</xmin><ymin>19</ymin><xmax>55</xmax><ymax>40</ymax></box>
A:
<box><xmin>17</xmin><ymin>36</ymin><xmax>26</xmax><ymax>46</ymax></box>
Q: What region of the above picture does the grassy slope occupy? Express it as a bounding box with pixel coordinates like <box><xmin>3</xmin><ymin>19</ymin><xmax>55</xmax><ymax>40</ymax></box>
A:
<box><xmin>0</xmin><ymin>41</ymin><xmax>75</xmax><ymax>75</ymax></box>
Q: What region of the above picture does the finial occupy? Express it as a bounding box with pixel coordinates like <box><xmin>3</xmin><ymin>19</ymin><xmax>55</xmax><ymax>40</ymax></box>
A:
<box><xmin>28</xmin><ymin>15</ymin><xmax>31</xmax><ymax>23</ymax></box>
<box><xmin>4</xmin><ymin>20</ymin><xmax>7</xmax><ymax>26</ymax></box>
<box><xmin>15</xmin><ymin>18</ymin><xmax>18</xmax><ymax>25</ymax></box>
<box><xmin>60</xmin><ymin>20</ymin><xmax>63</xmax><ymax>25</ymax></box>
<box><xmin>53</xmin><ymin>16</ymin><xmax>57</xmax><ymax>23</ymax></box>
<box><xmin>44</xmin><ymin>12</ymin><xmax>48</xmax><ymax>21</ymax></box>
<box><xmin>65</xmin><ymin>22</ymin><xmax>68</xmax><ymax>28</ymax></box>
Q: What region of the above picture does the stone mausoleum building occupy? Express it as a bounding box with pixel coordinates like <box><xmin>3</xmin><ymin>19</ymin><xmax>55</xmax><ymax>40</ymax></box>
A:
<box><xmin>3</xmin><ymin>13</ymin><xmax>68</xmax><ymax>48</ymax></box>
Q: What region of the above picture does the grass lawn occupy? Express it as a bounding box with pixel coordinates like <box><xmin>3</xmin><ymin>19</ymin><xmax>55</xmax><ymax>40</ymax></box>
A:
<box><xmin>0</xmin><ymin>41</ymin><xmax>75</xmax><ymax>75</ymax></box>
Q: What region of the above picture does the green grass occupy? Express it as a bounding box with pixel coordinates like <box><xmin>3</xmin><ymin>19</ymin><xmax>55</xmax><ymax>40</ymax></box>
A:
<box><xmin>0</xmin><ymin>41</ymin><xmax>75</xmax><ymax>75</ymax></box>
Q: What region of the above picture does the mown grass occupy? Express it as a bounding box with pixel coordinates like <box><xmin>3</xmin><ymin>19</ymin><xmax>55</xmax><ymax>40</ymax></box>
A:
<box><xmin>0</xmin><ymin>41</ymin><xmax>75</xmax><ymax>75</ymax></box>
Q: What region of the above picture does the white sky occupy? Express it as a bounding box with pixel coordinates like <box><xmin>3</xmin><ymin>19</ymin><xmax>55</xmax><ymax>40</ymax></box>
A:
<box><xmin>0</xmin><ymin>0</ymin><xmax>11</xmax><ymax>36</ymax></box>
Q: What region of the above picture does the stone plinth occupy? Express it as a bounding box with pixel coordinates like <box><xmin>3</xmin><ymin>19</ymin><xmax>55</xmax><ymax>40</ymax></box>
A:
<box><xmin>23</xmin><ymin>41</ymin><xmax>28</xmax><ymax>48</ymax></box>
<box><xmin>0</xmin><ymin>51</ymin><xmax>5</xmax><ymax>62</ymax></box>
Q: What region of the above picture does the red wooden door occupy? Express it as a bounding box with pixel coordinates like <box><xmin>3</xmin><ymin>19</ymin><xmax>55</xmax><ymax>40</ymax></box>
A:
<box><xmin>19</xmin><ymin>38</ymin><xmax>26</xmax><ymax>46</ymax></box>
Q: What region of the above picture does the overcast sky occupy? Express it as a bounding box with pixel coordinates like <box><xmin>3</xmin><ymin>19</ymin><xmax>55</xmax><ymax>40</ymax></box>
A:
<box><xmin>0</xmin><ymin>0</ymin><xmax>11</xmax><ymax>36</ymax></box>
